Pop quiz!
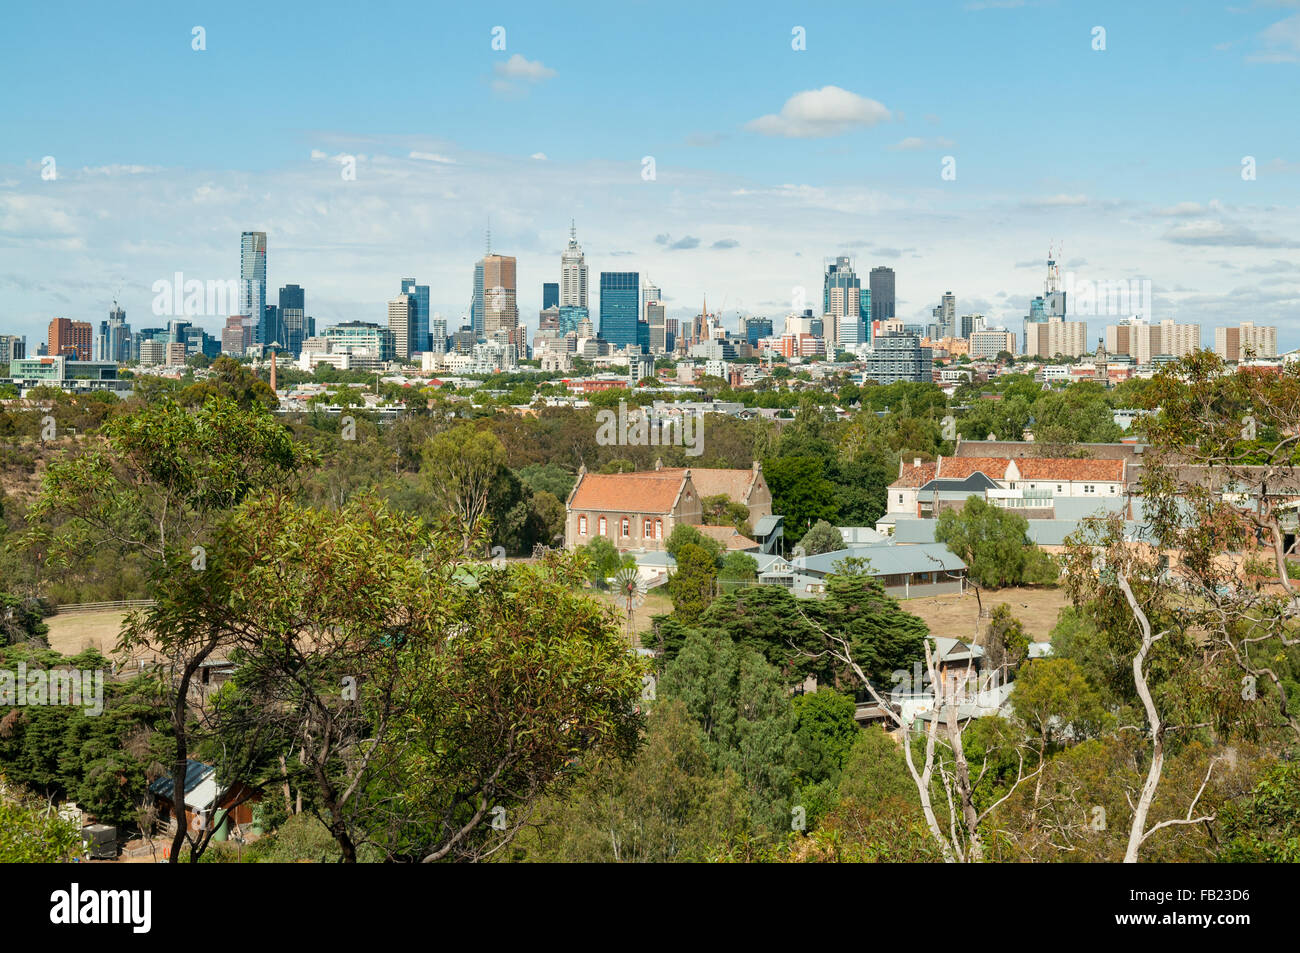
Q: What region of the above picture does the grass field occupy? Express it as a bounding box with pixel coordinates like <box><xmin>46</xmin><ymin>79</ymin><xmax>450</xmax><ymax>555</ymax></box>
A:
<box><xmin>902</xmin><ymin>586</ymin><xmax>1067</xmax><ymax>643</ymax></box>
<box><xmin>45</xmin><ymin>610</ymin><xmax>133</xmax><ymax>657</ymax></box>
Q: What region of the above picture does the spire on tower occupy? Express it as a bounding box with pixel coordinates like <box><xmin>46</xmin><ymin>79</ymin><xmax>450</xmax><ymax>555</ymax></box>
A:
<box><xmin>570</xmin><ymin>219</ymin><xmax>576</xmax><ymax>242</ymax></box>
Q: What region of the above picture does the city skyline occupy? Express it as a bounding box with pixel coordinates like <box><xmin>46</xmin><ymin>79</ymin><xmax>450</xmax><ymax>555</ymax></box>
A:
<box><xmin>4</xmin><ymin>2</ymin><xmax>1300</xmax><ymax>348</ymax></box>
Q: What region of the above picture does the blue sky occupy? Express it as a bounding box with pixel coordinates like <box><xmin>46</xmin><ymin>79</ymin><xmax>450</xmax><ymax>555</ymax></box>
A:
<box><xmin>3</xmin><ymin>0</ymin><xmax>1300</xmax><ymax>347</ymax></box>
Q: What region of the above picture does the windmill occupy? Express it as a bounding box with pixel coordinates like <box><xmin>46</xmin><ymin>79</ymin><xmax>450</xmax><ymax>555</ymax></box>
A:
<box><xmin>611</xmin><ymin>565</ymin><xmax>647</xmax><ymax>643</ymax></box>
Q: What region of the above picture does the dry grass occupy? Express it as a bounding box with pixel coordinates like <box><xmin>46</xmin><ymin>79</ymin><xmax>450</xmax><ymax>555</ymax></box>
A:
<box><xmin>901</xmin><ymin>586</ymin><xmax>1067</xmax><ymax>643</ymax></box>
<box><xmin>45</xmin><ymin>609</ymin><xmax>129</xmax><ymax>656</ymax></box>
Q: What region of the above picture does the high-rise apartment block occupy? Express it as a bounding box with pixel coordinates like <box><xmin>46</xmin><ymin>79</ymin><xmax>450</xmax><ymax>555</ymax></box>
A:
<box><xmin>1025</xmin><ymin>318</ymin><xmax>1087</xmax><ymax>358</ymax></box>
<box><xmin>1106</xmin><ymin>319</ymin><xmax>1201</xmax><ymax>363</ymax></box>
<box><xmin>48</xmin><ymin>317</ymin><xmax>93</xmax><ymax>360</ymax></box>
<box><xmin>1215</xmin><ymin>323</ymin><xmax>1278</xmax><ymax>362</ymax></box>
<box><xmin>388</xmin><ymin>294</ymin><xmax>416</xmax><ymax>360</ymax></box>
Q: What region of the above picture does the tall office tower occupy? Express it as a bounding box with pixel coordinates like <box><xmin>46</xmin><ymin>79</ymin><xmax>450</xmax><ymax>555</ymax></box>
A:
<box><xmin>1106</xmin><ymin>319</ymin><xmax>1200</xmax><ymax>363</ymax></box>
<box><xmin>1215</xmin><ymin>322</ymin><xmax>1278</xmax><ymax>362</ymax></box>
<box><xmin>221</xmin><ymin>316</ymin><xmax>248</xmax><ymax>356</ymax></box>
<box><xmin>743</xmin><ymin>316</ymin><xmax>773</xmax><ymax>347</ymax></box>
<box><xmin>430</xmin><ymin>315</ymin><xmax>448</xmax><ymax>354</ymax></box>
<box><xmin>97</xmin><ymin>306</ymin><xmax>130</xmax><ymax>362</ymax></box>
<box><xmin>279</xmin><ymin>284</ymin><xmax>308</xmax><ymax>356</ymax></box>
<box><xmin>823</xmin><ymin>256</ymin><xmax>863</xmax><ymax>345</ymax></box>
<box><xmin>869</xmin><ymin>266</ymin><xmax>896</xmax><ymax>326</ymax></box>
<box><xmin>939</xmin><ymin>291</ymin><xmax>957</xmax><ymax>338</ymax></box>
<box><xmin>542</xmin><ymin>282</ymin><xmax>560</xmax><ymax>311</ymax></box>
<box><xmin>482</xmin><ymin>254</ymin><xmax>519</xmax><ymax>329</ymax></box>
<box><xmin>599</xmin><ymin>272</ymin><xmax>640</xmax><ymax>348</ymax></box>
<box><xmin>400</xmin><ymin>278</ymin><xmax>430</xmax><ymax>354</ymax></box>
<box><xmin>0</xmin><ymin>335</ymin><xmax>26</xmax><ymax>363</ymax></box>
<box><xmin>646</xmin><ymin>301</ymin><xmax>667</xmax><ymax>352</ymax></box>
<box><xmin>1026</xmin><ymin>318</ymin><xmax>1087</xmax><ymax>358</ymax></box>
<box><xmin>471</xmin><ymin>258</ymin><xmax>485</xmax><ymax>340</ymax></box>
<box><xmin>664</xmin><ymin>317</ymin><xmax>680</xmax><ymax>352</ymax></box>
<box><xmin>48</xmin><ymin>318</ymin><xmax>93</xmax><ymax>360</ymax></box>
<box><xmin>641</xmin><ymin>278</ymin><xmax>661</xmax><ymax>322</ymax></box>
<box><xmin>263</xmin><ymin>305</ymin><xmax>280</xmax><ymax>348</ymax></box>
<box><xmin>558</xmin><ymin>305</ymin><xmax>588</xmax><ymax>336</ymax></box>
<box><xmin>959</xmin><ymin>314</ymin><xmax>985</xmax><ymax>339</ymax></box>
<box><xmin>560</xmin><ymin>221</ymin><xmax>588</xmax><ymax>308</ymax></box>
<box><xmin>239</xmin><ymin>231</ymin><xmax>267</xmax><ymax>345</ymax></box>
<box><xmin>388</xmin><ymin>294</ymin><xmax>417</xmax><ymax>360</ymax></box>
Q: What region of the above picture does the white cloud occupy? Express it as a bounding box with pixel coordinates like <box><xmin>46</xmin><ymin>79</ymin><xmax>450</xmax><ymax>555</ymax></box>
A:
<box><xmin>530</xmin><ymin>152</ymin><xmax>548</xmax><ymax>160</ymax></box>
<box><xmin>409</xmin><ymin>151</ymin><xmax>456</xmax><ymax>164</ymax></box>
<box><xmin>745</xmin><ymin>86</ymin><xmax>891</xmax><ymax>139</ymax></box>
<box><xmin>888</xmin><ymin>136</ymin><xmax>955</xmax><ymax>151</ymax></box>
<box><xmin>493</xmin><ymin>54</ymin><xmax>557</xmax><ymax>82</ymax></box>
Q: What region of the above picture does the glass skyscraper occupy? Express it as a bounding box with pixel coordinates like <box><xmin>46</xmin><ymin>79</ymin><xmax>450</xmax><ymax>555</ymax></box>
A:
<box><xmin>542</xmin><ymin>282</ymin><xmax>559</xmax><ymax>310</ymax></box>
<box><xmin>401</xmin><ymin>278</ymin><xmax>431</xmax><ymax>353</ymax></box>
<box><xmin>598</xmin><ymin>272</ymin><xmax>639</xmax><ymax>348</ymax></box>
<box><xmin>239</xmin><ymin>231</ymin><xmax>267</xmax><ymax>345</ymax></box>
<box><xmin>471</xmin><ymin>260</ymin><xmax>485</xmax><ymax>340</ymax></box>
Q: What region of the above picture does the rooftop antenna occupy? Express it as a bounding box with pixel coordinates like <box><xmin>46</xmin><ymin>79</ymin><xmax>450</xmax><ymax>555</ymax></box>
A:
<box><xmin>486</xmin><ymin>217</ymin><xmax>492</xmax><ymax>256</ymax></box>
<box><xmin>570</xmin><ymin>218</ymin><xmax>576</xmax><ymax>242</ymax></box>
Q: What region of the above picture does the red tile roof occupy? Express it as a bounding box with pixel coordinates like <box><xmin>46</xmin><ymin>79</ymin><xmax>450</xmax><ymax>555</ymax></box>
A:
<box><xmin>1012</xmin><ymin>458</ymin><xmax>1125</xmax><ymax>482</ymax></box>
<box><xmin>568</xmin><ymin>472</ymin><xmax>685</xmax><ymax>513</ymax></box>
<box><xmin>895</xmin><ymin>461</ymin><xmax>938</xmax><ymax>487</ymax></box>
<box><xmin>935</xmin><ymin>457</ymin><xmax>1009</xmax><ymax>480</ymax></box>
<box><xmin>654</xmin><ymin>467</ymin><xmax>756</xmax><ymax>502</ymax></box>
<box><xmin>695</xmin><ymin>524</ymin><xmax>760</xmax><ymax>550</ymax></box>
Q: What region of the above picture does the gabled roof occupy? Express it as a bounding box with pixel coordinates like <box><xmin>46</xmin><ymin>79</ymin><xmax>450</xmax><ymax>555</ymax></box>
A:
<box><xmin>937</xmin><ymin>456</ymin><xmax>1009</xmax><ymax>480</ymax></box>
<box><xmin>753</xmin><ymin>514</ymin><xmax>784</xmax><ymax>537</ymax></box>
<box><xmin>695</xmin><ymin>524</ymin><xmax>760</xmax><ymax>551</ymax></box>
<box><xmin>655</xmin><ymin>467</ymin><xmax>758</xmax><ymax>503</ymax></box>
<box><xmin>568</xmin><ymin>471</ymin><xmax>685</xmax><ymax>514</ymax></box>
<box><xmin>1011</xmin><ymin>457</ymin><xmax>1125</xmax><ymax>482</ymax></box>
<box><xmin>896</xmin><ymin>460</ymin><xmax>938</xmax><ymax>487</ymax></box>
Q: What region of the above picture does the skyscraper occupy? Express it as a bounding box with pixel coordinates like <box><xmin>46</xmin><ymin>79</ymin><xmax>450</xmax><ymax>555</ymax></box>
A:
<box><xmin>599</xmin><ymin>272</ymin><xmax>640</xmax><ymax>348</ymax></box>
<box><xmin>97</xmin><ymin>306</ymin><xmax>130</xmax><ymax>362</ymax></box>
<box><xmin>430</xmin><ymin>315</ymin><xmax>448</xmax><ymax>354</ymax></box>
<box><xmin>542</xmin><ymin>282</ymin><xmax>559</xmax><ymax>311</ymax></box>
<box><xmin>482</xmin><ymin>254</ymin><xmax>520</xmax><ymax>354</ymax></box>
<box><xmin>48</xmin><ymin>318</ymin><xmax>93</xmax><ymax>360</ymax></box>
<box><xmin>940</xmin><ymin>291</ymin><xmax>956</xmax><ymax>338</ymax></box>
<box><xmin>869</xmin><ymin>266</ymin><xmax>895</xmax><ymax>330</ymax></box>
<box><xmin>560</xmin><ymin>221</ymin><xmax>588</xmax><ymax>308</ymax></box>
<box><xmin>641</xmin><ymin>278</ymin><xmax>661</xmax><ymax>322</ymax></box>
<box><xmin>239</xmin><ymin>231</ymin><xmax>267</xmax><ymax>345</ymax></box>
<box><xmin>824</xmin><ymin>257</ymin><xmax>864</xmax><ymax>346</ymax></box>
<box><xmin>280</xmin><ymin>284</ymin><xmax>308</xmax><ymax>356</ymax></box>
<box><xmin>401</xmin><ymin>278</ymin><xmax>431</xmax><ymax>354</ymax></box>
<box><xmin>388</xmin><ymin>293</ymin><xmax>416</xmax><ymax>360</ymax></box>
<box><xmin>471</xmin><ymin>258</ymin><xmax>485</xmax><ymax>340</ymax></box>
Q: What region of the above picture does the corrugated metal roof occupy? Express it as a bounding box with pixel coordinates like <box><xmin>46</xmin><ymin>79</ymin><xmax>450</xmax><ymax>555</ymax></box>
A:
<box><xmin>793</xmin><ymin>542</ymin><xmax>966</xmax><ymax>577</ymax></box>
<box><xmin>148</xmin><ymin>760</ymin><xmax>214</xmax><ymax>799</ymax></box>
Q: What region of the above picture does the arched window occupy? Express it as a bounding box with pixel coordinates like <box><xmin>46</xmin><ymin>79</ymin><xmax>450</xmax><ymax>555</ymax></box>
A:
<box><xmin>578</xmin><ymin>515</ymin><xmax>588</xmax><ymax>536</ymax></box>
<box><xmin>598</xmin><ymin>515</ymin><xmax>607</xmax><ymax>536</ymax></box>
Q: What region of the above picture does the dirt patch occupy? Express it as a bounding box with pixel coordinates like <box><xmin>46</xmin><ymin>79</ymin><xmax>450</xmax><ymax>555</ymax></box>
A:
<box><xmin>901</xmin><ymin>586</ymin><xmax>1067</xmax><ymax>643</ymax></box>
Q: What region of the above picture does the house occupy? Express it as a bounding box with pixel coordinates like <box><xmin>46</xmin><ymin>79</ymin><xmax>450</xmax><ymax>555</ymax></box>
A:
<box><xmin>759</xmin><ymin>541</ymin><xmax>967</xmax><ymax>600</ymax></box>
<box><xmin>148</xmin><ymin>760</ymin><xmax>258</xmax><ymax>837</ymax></box>
<box><xmin>880</xmin><ymin>453</ymin><xmax>1131</xmax><ymax>534</ymax></box>
<box><xmin>564</xmin><ymin>461</ymin><xmax>773</xmax><ymax>552</ymax></box>
<box><xmin>695</xmin><ymin>524</ymin><xmax>760</xmax><ymax>552</ymax></box>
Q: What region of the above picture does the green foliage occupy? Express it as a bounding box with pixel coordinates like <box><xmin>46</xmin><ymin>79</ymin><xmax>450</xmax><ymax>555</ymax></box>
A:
<box><xmin>800</xmin><ymin>519</ymin><xmax>844</xmax><ymax>556</ymax></box>
<box><xmin>581</xmin><ymin>537</ymin><xmax>622</xmax><ymax>588</ymax></box>
<box><xmin>0</xmin><ymin>777</ymin><xmax>82</xmax><ymax>862</ymax></box>
<box><xmin>665</xmin><ymin>523</ymin><xmax>723</xmax><ymax>565</ymax></box>
<box><xmin>1219</xmin><ymin>761</ymin><xmax>1300</xmax><ymax>862</ymax></box>
<box><xmin>668</xmin><ymin>543</ymin><xmax>717</xmax><ymax>623</ymax></box>
<box><xmin>505</xmin><ymin>700</ymin><xmax>749</xmax><ymax>862</ymax></box>
<box><xmin>658</xmin><ymin>629</ymin><xmax>798</xmax><ymax>834</ymax></box>
<box><xmin>791</xmin><ymin>689</ymin><xmax>858</xmax><ymax>787</ymax></box>
<box><xmin>935</xmin><ymin>496</ymin><xmax>1058</xmax><ymax>588</ymax></box>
